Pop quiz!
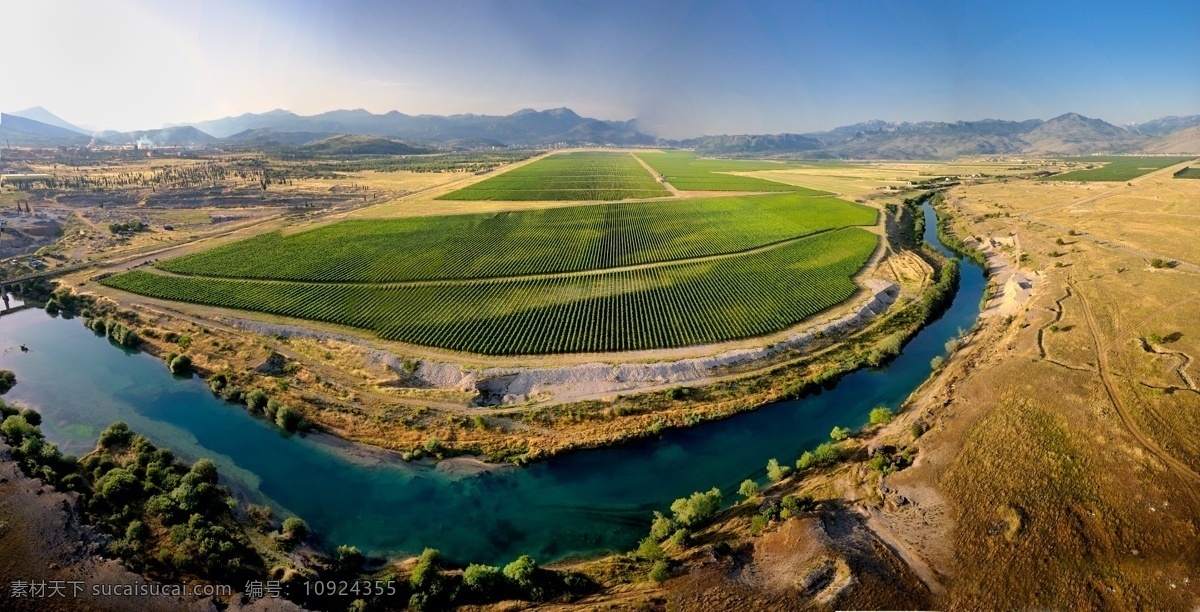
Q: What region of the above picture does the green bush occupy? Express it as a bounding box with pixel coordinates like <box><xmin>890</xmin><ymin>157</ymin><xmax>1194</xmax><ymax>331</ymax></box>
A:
<box><xmin>869</xmin><ymin>407</ymin><xmax>894</xmax><ymax>425</ymax></box>
<box><xmin>275</xmin><ymin>406</ymin><xmax>300</xmax><ymax>431</ymax></box>
<box><xmin>461</xmin><ymin>563</ymin><xmax>504</xmax><ymax>599</ymax></box>
<box><xmin>264</xmin><ymin>398</ymin><xmax>283</xmax><ymax>420</ymax></box>
<box><xmin>503</xmin><ymin>554</ymin><xmax>540</xmax><ymax>595</ymax></box>
<box><xmin>246</xmin><ymin>389</ymin><xmax>268</xmax><ymax>413</ymax></box>
<box><xmin>281</xmin><ymin>517</ymin><xmax>308</xmax><ymax>542</ymax></box>
<box><xmin>830</xmin><ymin>426</ymin><xmax>851</xmax><ymax>441</ymax></box>
<box><xmin>780</xmin><ymin>494</ymin><xmax>815</xmax><ymax>519</ymax></box>
<box><xmin>649</xmin><ymin>560</ymin><xmax>669</xmax><ymax>584</ymax></box>
<box><xmin>797</xmin><ymin>442</ymin><xmax>841</xmax><ymax>470</ymax></box>
<box><xmin>649</xmin><ymin>511</ymin><xmax>676</xmax><ymax>541</ymax></box>
<box><xmin>766</xmin><ymin>458</ymin><xmax>792</xmax><ymax>481</ymax></box>
<box><xmin>637</xmin><ymin>536</ymin><xmax>665</xmax><ymax>561</ymax></box>
<box><xmin>167</xmin><ymin>354</ymin><xmax>192</xmax><ymax>375</ymax></box>
<box><xmin>334</xmin><ymin>545</ymin><xmax>365</xmax><ymax>575</ymax></box>
<box><xmin>669</xmin><ymin>487</ymin><xmax>722</xmax><ymax>527</ymax></box>
<box><xmin>738</xmin><ymin>479</ymin><xmax>759</xmax><ymax>500</ymax></box>
<box><xmin>0</xmin><ymin>370</ymin><xmax>15</xmax><ymax>394</ymax></box>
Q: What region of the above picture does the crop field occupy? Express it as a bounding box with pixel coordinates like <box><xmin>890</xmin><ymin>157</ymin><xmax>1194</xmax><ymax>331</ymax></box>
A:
<box><xmin>1174</xmin><ymin>166</ymin><xmax>1200</xmax><ymax>179</ymax></box>
<box><xmin>156</xmin><ymin>193</ymin><xmax>876</xmax><ymax>282</ymax></box>
<box><xmin>103</xmin><ymin>228</ymin><xmax>877</xmax><ymax>354</ymax></box>
<box><xmin>634</xmin><ymin>151</ymin><xmax>825</xmax><ymax>192</ymax></box>
<box><xmin>1046</xmin><ymin>156</ymin><xmax>1193</xmax><ymax>182</ymax></box>
<box><xmin>438</xmin><ymin>151</ymin><xmax>669</xmax><ymax>200</ymax></box>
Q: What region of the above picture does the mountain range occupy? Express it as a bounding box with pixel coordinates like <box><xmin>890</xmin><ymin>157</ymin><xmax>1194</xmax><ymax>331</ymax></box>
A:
<box><xmin>2</xmin><ymin>105</ymin><xmax>1199</xmax><ymax>159</ymax></box>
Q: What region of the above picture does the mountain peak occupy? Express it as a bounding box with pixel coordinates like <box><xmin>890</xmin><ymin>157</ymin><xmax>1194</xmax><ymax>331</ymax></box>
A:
<box><xmin>7</xmin><ymin>106</ymin><xmax>88</xmax><ymax>135</ymax></box>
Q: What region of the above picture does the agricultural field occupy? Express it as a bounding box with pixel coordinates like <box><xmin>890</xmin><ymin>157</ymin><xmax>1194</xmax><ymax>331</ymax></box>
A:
<box><xmin>634</xmin><ymin>151</ymin><xmax>824</xmax><ymax>192</ymax></box>
<box><xmin>102</xmin><ymin>228</ymin><xmax>878</xmax><ymax>354</ymax></box>
<box><xmin>1046</xmin><ymin>156</ymin><xmax>1193</xmax><ymax>181</ymax></box>
<box><xmin>155</xmin><ymin>193</ymin><xmax>876</xmax><ymax>282</ymax></box>
<box><xmin>438</xmin><ymin>151</ymin><xmax>669</xmax><ymax>201</ymax></box>
<box><xmin>1174</xmin><ymin>166</ymin><xmax>1200</xmax><ymax>179</ymax></box>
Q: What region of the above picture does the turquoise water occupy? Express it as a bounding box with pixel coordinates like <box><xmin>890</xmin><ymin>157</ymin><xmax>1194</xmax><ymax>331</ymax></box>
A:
<box><xmin>0</xmin><ymin>204</ymin><xmax>984</xmax><ymax>566</ymax></box>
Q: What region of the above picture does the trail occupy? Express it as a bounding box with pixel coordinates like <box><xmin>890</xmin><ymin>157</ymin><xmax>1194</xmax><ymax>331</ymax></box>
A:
<box><xmin>1071</xmin><ymin>278</ymin><xmax>1200</xmax><ymax>500</ymax></box>
<box><xmin>630</xmin><ymin>152</ymin><xmax>682</xmax><ymax>197</ymax></box>
<box><xmin>861</xmin><ymin>507</ymin><xmax>945</xmax><ymax>597</ymax></box>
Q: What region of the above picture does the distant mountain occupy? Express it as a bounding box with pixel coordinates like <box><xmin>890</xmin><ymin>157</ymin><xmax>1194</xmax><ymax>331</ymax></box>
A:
<box><xmin>103</xmin><ymin>126</ymin><xmax>217</xmax><ymax>147</ymax></box>
<box><xmin>1143</xmin><ymin>125</ymin><xmax>1200</xmax><ymax>154</ymax></box>
<box><xmin>0</xmin><ymin>113</ymin><xmax>94</xmax><ymax>147</ymax></box>
<box><xmin>222</xmin><ymin>128</ymin><xmax>337</xmax><ymax>147</ymax></box>
<box><xmin>688</xmin><ymin>133</ymin><xmax>822</xmax><ymax>155</ymax></box>
<box><xmin>299</xmin><ymin>134</ymin><xmax>433</xmax><ymax>155</ymax></box>
<box><xmin>1131</xmin><ymin>115</ymin><xmax>1200</xmax><ymax>138</ymax></box>
<box><xmin>8</xmin><ymin>106</ymin><xmax>89</xmax><ymax>135</ymax></box>
<box><xmin>1020</xmin><ymin>112</ymin><xmax>1140</xmax><ymax>154</ymax></box>
<box><xmin>697</xmin><ymin>113</ymin><xmax>1168</xmax><ymax>159</ymax></box>
<box><xmin>183</xmin><ymin>107</ymin><xmax>656</xmax><ymax>146</ymax></box>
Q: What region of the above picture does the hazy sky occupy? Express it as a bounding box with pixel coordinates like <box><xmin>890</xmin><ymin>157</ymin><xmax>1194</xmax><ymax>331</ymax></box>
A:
<box><xmin>3</xmin><ymin>0</ymin><xmax>1198</xmax><ymax>137</ymax></box>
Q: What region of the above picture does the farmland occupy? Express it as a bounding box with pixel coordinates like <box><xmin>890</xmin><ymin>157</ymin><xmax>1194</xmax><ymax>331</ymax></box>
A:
<box><xmin>634</xmin><ymin>151</ymin><xmax>825</xmax><ymax>192</ymax></box>
<box><xmin>438</xmin><ymin>151</ymin><xmax>669</xmax><ymax>200</ymax></box>
<box><xmin>1046</xmin><ymin>156</ymin><xmax>1193</xmax><ymax>181</ymax></box>
<box><xmin>155</xmin><ymin>193</ymin><xmax>876</xmax><ymax>282</ymax></box>
<box><xmin>1174</xmin><ymin>166</ymin><xmax>1200</xmax><ymax>179</ymax></box>
<box><xmin>103</xmin><ymin>228</ymin><xmax>877</xmax><ymax>354</ymax></box>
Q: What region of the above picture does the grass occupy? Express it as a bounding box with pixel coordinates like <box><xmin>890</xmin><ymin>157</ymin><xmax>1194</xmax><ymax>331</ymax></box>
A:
<box><xmin>1173</xmin><ymin>166</ymin><xmax>1200</xmax><ymax>179</ymax></box>
<box><xmin>103</xmin><ymin>228</ymin><xmax>878</xmax><ymax>355</ymax></box>
<box><xmin>634</xmin><ymin>151</ymin><xmax>826</xmax><ymax>193</ymax></box>
<box><xmin>154</xmin><ymin>193</ymin><xmax>877</xmax><ymax>282</ymax></box>
<box><xmin>1046</xmin><ymin>156</ymin><xmax>1193</xmax><ymax>182</ymax></box>
<box><xmin>438</xmin><ymin>151</ymin><xmax>668</xmax><ymax>201</ymax></box>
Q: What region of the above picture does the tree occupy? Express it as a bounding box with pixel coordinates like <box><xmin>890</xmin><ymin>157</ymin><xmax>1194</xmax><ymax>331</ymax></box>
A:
<box><xmin>333</xmin><ymin>545</ymin><xmax>364</xmax><ymax>575</ymax></box>
<box><xmin>869</xmin><ymin>407</ymin><xmax>894</xmax><ymax>425</ymax></box>
<box><xmin>669</xmin><ymin>488</ymin><xmax>722</xmax><ymax>527</ymax></box>
<box><xmin>766</xmin><ymin>458</ymin><xmax>791</xmax><ymax>482</ymax></box>
<box><xmin>1146</xmin><ymin>333</ymin><xmax>1164</xmax><ymax>346</ymax></box>
<box><xmin>648</xmin><ymin>560</ymin><xmax>669</xmax><ymax>584</ymax></box>
<box><xmin>190</xmin><ymin>458</ymin><xmax>218</xmax><ymax>485</ymax></box>
<box><xmin>19</xmin><ymin>408</ymin><xmax>41</xmax><ymax>427</ymax></box>
<box><xmin>1</xmin><ymin>415</ymin><xmax>38</xmax><ymax>445</ymax></box>
<box><xmin>797</xmin><ymin>442</ymin><xmax>841</xmax><ymax>470</ymax></box>
<box><xmin>0</xmin><ymin>370</ymin><xmax>16</xmax><ymax>394</ymax></box>
<box><xmin>830</xmin><ymin>426</ymin><xmax>851</xmax><ymax>441</ymax></box>
<box><xmin>275</xmin><ymin>406</ymin><xmax>301</xmax><ymax>431</ymax></box>
<box><xmin>738</xmin><ymin>479</ymin><xmax>759</xmax><ymax>500</ymax></box>
<box><xmin>282</xmin><ymin>517</ymin><xmax>308</xmax><ymax>543</ymax></box>
<box><xmin>245</xmin><ymin>389</ymin><xmax>268</xmax><ymax>413</ymax></box>
<box><xmin>649</xmin><ymin>511</ymin><xmax>676</xmax><ymax>541</ymax></box>
<box><xmin>409</xmin><ymin>548</ymin><xmax>442</xmax><ymax>590</ymax></box>
<box><xmin>98</xmin><ymin>422</ymin><xmax>133</xmax><ymax>448</ymax></box>
<box><xmin>423</xmin><ymin>436</ymin><xmax>444</xmax><ymax>455</ymax></box>
<box><xmin>461</xmin><ymin>563</ymin><xmax>504</xmax><ymax>598</ymax></box>
<box><xmin>168</xmin><ymin>354</ymin><xmax>192</xmax><ymax>375</ymax></box>
<box><xmin>503</xmin><ymin>554</ymin><xmax>539</xmax><ymax>592</ymax></box>
<box><xmin>637</xmin><ymin>536</ymin><xmax>664</xmax><ymax>561</ymax></box>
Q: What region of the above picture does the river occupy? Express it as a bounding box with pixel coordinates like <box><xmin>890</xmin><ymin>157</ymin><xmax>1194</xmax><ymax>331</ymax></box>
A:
<box><xmin>0</xmin><ymin>203</ymin><xmax>984</xmax><ymax>566</ymax></box>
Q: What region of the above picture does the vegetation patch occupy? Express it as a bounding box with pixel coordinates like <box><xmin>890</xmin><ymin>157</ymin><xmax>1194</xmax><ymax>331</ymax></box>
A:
<box><xmin>439</xmin><ymin>151</ymin><xmax>669</xmax><ymax>200</ymax></box>
<box><xmin>1046</xmin><ymin>156</ymin><xmax>1192</xmax><ymax>182</ymax></box>
<box><xmin>635</xmin><ymin>150</ymin><xmax>828</xmax><ymax>192</ymax></box>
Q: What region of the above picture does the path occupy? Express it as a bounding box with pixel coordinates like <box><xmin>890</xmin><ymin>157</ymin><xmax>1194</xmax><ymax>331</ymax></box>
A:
<box><xmin>630</xmin><ymin>152</ymin><xmax>682</xmax><ymax>197</ymax></box>
<box><xmin>1071</xmin><ymin>278</ymin><xmax>1200</xmax><ymax>500</ymax></box>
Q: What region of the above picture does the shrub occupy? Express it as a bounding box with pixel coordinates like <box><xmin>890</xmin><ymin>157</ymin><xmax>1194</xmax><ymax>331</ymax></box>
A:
<box><xmin>275</xmin><ymin>406</ymin><xmax>300</xmax><ymax>431</ymax></box>
<box><xmin>191</xmin><ymin>458</ymin><xmax>219</xmax><ymax>484</ymax></box>
<box><xmin>461</xmin><ymin>563</ymin><xmax>504</xmax><ymax>598</ymax></box>
<box><xmin>648</xmin><ymin>560</ymin><xmax>669</xmax><ymax>584</ymax></box>
<box><xmin>930</xmin><ymin>355</ymin><xmax>945</xmax><ymax>370</ymax></box>
<box><xmin>830</xmin><ymin>426</ymin><xmax>851</xmax><ymax>441</ymax></box>
<box><xmin>167</xmin><ymin>354</ymin><xmax>191</xmax><ymax>375</ymax></box>
<box><xmin>264</xmin><ymin>398</ymin><xmax>283</xmax><ymax>420</ymax></box>
<box><xmin>637</xmin><ymin>537</ymin><xmax>664</xmax><ymax>561</ymax></box>
<box><xmin>797</xmin><ymin>442</ymin><xmax>841</xmax><ymax>470</ymax></box>
<box><xmin>780</xmin><ymin>494</ymin><xmax>815</xmax><ymax>519</ymax></box>
<box><xmin>19</xmin><ymin>408</ymin><xmax>41</xmax><ymax>427</ymax></box>
<box><xmin>750</xmin><ymin>513</ymin><xmax>769</xmax><ymax>535</ymax></box>
<box><xmin>669</xmin><ymin>487</ymin><xmax>722</xmax><ymax>527</ymax></box>
<box><xmin>649</xmin><ymin>511</ymin><xmax>676</xmax><ymax>541</ymax></box>
<box><xmin>1</xmin><ymin>415</ymin><xmax>38</xmax><ymax>446</ymax></box>
<box><xmin>423</xmin><ymin>436</ymin><xmax>444</xmax><ymax>455</ymax></box>
<box><xmin>869</xmin><ymin>407</ymin><xmax>894</xmax><ymax>425</ymax></box>
<box><xmin>503</xmin><ymin>554</ymin><xmax>539</xmax><ymax>593</ymax></box>
<box><xmin>98</xmin><ymin>422</ymin><xmax>134</xmax><ymax>448</ymax></box>
<box><xmin>333</xmin><ymin>545</ymin><xmax>364</xmax><ymax>575</ymax></box>
<box><xmin>766</xmin><ymin>458</ymin><xmax>791</xmax><ymax>481</ymax></box>
<box><xmin>246</xmin><ymin>390</ymin><xmax>268</xmax><ymax>413</ymax></box>
<box><xmin>666</xmin><ymin>528</ymin><xmax>689</xmax><ymax>550</ymax></box>
<box><xmin>738</xmin><ymin>479</ymin><xmax>759</xmax><ymax>500</ymax></box>
<box><xmin>409</xmin><ymin>548</ymin><xmax>442</xmax><ymax>590</ymax></box>
<box><xmin>1150</xmin><ymin>258</ymin><xmax>1167</xmax><ymax>269</ymax></box>
<box><xmin>282</xmin><ymin>517</ymin><xmax>308</xmax><ymax>543</ymax></box>
<box><xmin>1146</xmin><ymin>333</ymin><xmax>1163</xmax><ymax>346</ymax></box>
<box><xmin>910</xmin><ymin>421</ymin><xmax>926</xmax><ymax>440</ymax></box>
<box><xmin>0</xmin><ymin>370</ymin><xmax>16</xmax><ymax>394</ymax></box>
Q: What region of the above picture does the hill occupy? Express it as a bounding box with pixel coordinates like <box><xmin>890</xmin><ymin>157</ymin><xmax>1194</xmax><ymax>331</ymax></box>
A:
<box><xmin>1143</xmin><ymin>125</ymin><xmax>1200</xmax><ymax>154</ymax></box>
<box><xmin>1019</xmin><ymin>112</ymin><xmax>1141</xmax><ymax>154</ymax></box>
<box><xmin>222</xmin><ymin>128</ymin><xmax>336</xmax><ymax>147</ymax></box>
<box><xmin>102</xmin><ymin>126</ymin><xmax>217</xmax><ymax>147</ymax></box>
<box><xmin>0</xmin><ymin>113</ymin><xmax>94</xmax><ymax>147</ymax></box>
<box><xmin>183</xmin><ymin>107</ymin><xmax>656</xmax><ymax>146</ymax></box>
<box><xmin>299</xmin><ymin>134</ymin><xmax>433</xmax><ymax>155</ymax></box>
<box><xmin>7</xmin><ymin>106</ymin><xmax>89</xmax><ymax>135</ymax></box>
<box><xmin>689</xmin><ymin>133</ymin><xmax>822</xmax><ymax>155</ymax></box>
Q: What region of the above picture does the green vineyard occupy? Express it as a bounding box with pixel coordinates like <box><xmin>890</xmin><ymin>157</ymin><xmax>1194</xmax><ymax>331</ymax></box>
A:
<box><xmin>1046</xmin><ymin>156</ymin><xmax>1194</xmax><ymax>181</ymax></box>
<box><xmin>634</xmin><ymin>151</ymin><xmax>821</xmax><ymax>192</ymax></box>
<box><xmin>155</xmin><ymin>193</ymin><xmax>876</xmax><ymax>282</ymax></box>
<box><xmin>103</xmin><ymin>229</ymin><xmax>878</xmax><ymax>355</ymax></box>
<box><xmin>438</xmin><ymin>151</ymin><xmax>670</xmax><ymax>200</ymax></box>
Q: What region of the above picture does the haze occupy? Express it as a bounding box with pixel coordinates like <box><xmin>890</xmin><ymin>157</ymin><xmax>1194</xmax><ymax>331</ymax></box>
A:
<box><xmin>3</xmin><ymin>0</ymin><xmax>1198</xmax><ymax>137</ymax></box>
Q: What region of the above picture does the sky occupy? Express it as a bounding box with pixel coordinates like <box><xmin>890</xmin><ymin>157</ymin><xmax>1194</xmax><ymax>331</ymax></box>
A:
<box><xmin>2</xmin><ymin>0</ymin><xmax>1198</xmax><ymax>137</ymax></box>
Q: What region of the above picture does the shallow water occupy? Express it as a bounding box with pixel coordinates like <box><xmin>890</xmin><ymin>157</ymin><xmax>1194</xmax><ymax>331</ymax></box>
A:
<box><xmin>0</xmin><ymin>203</ymin><xmax>984</xmax><ymax>565</ymax></box>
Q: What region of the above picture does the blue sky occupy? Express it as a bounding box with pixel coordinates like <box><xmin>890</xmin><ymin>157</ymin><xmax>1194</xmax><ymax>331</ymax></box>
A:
<box><xmin>3</xmin><ymin>0</ymin><xmax>1198</xmax><ymax>136</ymax></box>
